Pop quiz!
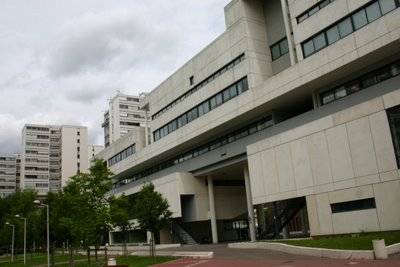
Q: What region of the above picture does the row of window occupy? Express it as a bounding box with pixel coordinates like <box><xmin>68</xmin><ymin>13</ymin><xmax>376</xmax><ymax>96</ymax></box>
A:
<box><xmin>331</xmin><ymin>198</ymin><xmax>376</xmax><ymax>213</ymax></box>
<box><xmin>320</xmin><ymin>60</ymin><xmax>400</xmax><ymax>105</ymax></box>
<box><xmin>120</xmin><ymin>121</ymin><xmax>140</xmax><ymax>126</ymax></box>
<box><xmin>108</xmin><ymin>145</ymin><xmax>136</xmax><ymax>166</ymax></box>
<box><xmin>25</xmin><ymin>167</ymin><xmax>48</xmax><ymax>171</ymax></box>
<box><xmin>26</xmin><ymin>142</ymin><xmax>49</xmax><ymax>147</ymax></box>
<box><xmin>152</xmin><ymin>53</ymin><xmax>246</xmax><ymax>120</ymax></box>
<box><xmin>25</xmin><ymin>175</ymin><xmax>48</xmax><ymax>179</ymax></box>
<box><xmin>302</xmin><ymin>0</ymin><xmax>399</xmax><ymax>58</ymax></box>
<box><xmin>271</xmin><ymin>38</ymin><xmax>289</xmax><ymax>61</ymax></box>
<box><xmin>0</xmin><ymin>157</ymin><xmax>15</xmax><ymax>161</ymax></box>
<box><xmin>154</xmin><ymin>77</ymin><xmax>249</xmax><ymax>141</ymax></box>
<box><xmin>126</xmin><ymin>97</ymin><xmax>140</xmax><ymax>102</ymax></box>
<box><xmin>26</xmin><ymin>126</ymin><xmax>49</xmax><ymax>131</ymax></box>
<box><xmin>113</xmin><ymin>115</ymin><xmax>273</xmax><ymax>189</ymax></box>
<box><xmin>297</xmin><ymin>0</ymin><xmax>335</xmax><ymax>24</ymax></box>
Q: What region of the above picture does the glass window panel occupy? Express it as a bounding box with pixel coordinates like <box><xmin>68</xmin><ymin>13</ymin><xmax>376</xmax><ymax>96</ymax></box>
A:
<box><xmin>223</xmin><ymin>89</ymin><xmax>231</xmax><ymax>101</ymax></box>
<box><xmin>308</xmin><ymin>6</ymin><xmax>319</xmax><ymax>16</ymax></box>
<box><xmin>192</xmin><ymin>107</ymin><xmax>198</xmax><ymax>119</ymax></box>
<box><xmin>198</xmin><ymin>104</ymin><xmax>204</xmax><ymax>116</ymax></box>
<box><xmin>390</xmin><ymin>62</ymin><xmax>400</xmax><ymax>76</ymax></box>
<box><xmin>303</xmin><ymin>39</ymin><xmax>315</xmax><ymax>57</ymax></box>
<box><xmin>203</xmin><ymin>101</ymin><xmax>210</xmax><ymax>113</ymax></box>
<box><xmin>229</xmin><ymin>85</ymin><xmax>238</xmax><ymax>97</ymax></box>
<box><xmin>387</xmin><ymin>105</ymin><xmax>400</xmax><ymax>167</ymax></box>
<box><xmin>352</xmin><ymin>9</ymin><xmax>368</xmax><ymax>30</ymax></box>
<box><xmin>297</xmin><ymin>13</ymin><xmax>308</xmax><ymax>23</ymax></box>
<box><xmin>181</xmin><ymin>114</ymin><xmax>187</xmax><ymax>126</ymax></box>
<box><xmin>361</xmin><ymin>74</ymin><xmax>378</xmax><ymax>88</ymax></box>
<box><xmin>379</xmin><ymin>0</ymin><xmax>396</xmax><ymax>15</ymax></box>
<box><xmin>313</xmin><ymin>33</ymin><xmax>327</xmax><ymax>51</ymax></box>
<box><xmin>338</xmin><ymin>18</ymin><xmax>353</xmax><ymax>38</ymax></box>
<box><xmin>210</xmin><ymin>96</ymin><xmax>217</xmax><ymax>109</ymax></box>
<box><xmin>241</xmin><ymin>78</ymin><xmax>249</xmax><ymax>92</ymax></box>
<box><xmin>187</xmin><ymin>110</ymin><xmax>193</xmax><ymax>123</ymax></box>
<box><xmin>319</xmin><ymin>0</ymin><xmax>330</xmax><ymax>8</ymax></box>
<box><xmin>326</xmin><ymin>26</ymin><xmax>340</xmax><ymax>44</ymax></box>
<box><xmin>271</xmin><ymin>44</ymin><xmax>280</xmax><ymax>60</ymax></box>
<box><xmin>216</xmin><ymin>93</ymin><xmax>223</xmax><ymax>105</ymax></box>
<box><xmin>345</xmin><ymin>81</ymin><xmax>361</xmax><ymax>94</ymax></box>
<box><xmin>334</xmin><ymin>87</ymin><xmax>347</xmax><ymax>99</ymax></box>
<box><xmin>280</xmin><ymin>38</ymin><xmax>289</xmax><ymax>55</ymax></box>
<box><xmin>366</xmin><ymin>2</ymin><xmax>381</xmax><ymax>22</ymax></box>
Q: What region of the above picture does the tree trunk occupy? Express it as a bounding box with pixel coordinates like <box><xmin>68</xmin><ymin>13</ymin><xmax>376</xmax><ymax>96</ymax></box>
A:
<box><xmin>123</xmin><ymin>229</ymin><xmax>128</xmax><ymax>257</ymax></box>
<box><xmin>51</xmin><ymin>241</ymin><xmax>56</xmax><ymax>267</ymax></box>
<box><xmin>87</xmin><ymin>247</ymin><xmax>91</xmax><ymax>266</ymax></box>
<box><xmin>150</xmin><ymin>232</ymin><xmax>156</xmax><ymax>258</ymax></box>
<box><xmin>95</xmin><ymin>246</ymin><xmax>98</xmax><ymax>266</ymax></box>
<box><xmin>69</xmin><ymin>244</ymin><xmax>74</xmax><ymax>267</ymax></box>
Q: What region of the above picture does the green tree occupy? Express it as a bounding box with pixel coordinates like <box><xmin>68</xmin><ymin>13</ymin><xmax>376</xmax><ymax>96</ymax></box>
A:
<box><xmin>109</xmin><ymin>194</ymin><xmax>132</xmax><ymax>257</ymax></box>
<box><xmin>60</xmin><ymin>158</ymin><xmax>113</xmax><ymax>265</ymax></box>
<box><xmin>133</xmin><ymin>183</ymin><xmax>172</xmax><ymax>257</ymax></box>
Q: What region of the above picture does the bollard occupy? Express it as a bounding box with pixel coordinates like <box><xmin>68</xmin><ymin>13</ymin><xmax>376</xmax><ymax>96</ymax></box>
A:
<box><xmin>107</xmin><ymin>257</ymin><xmax>116</xmax><ymax>266</ymax></box>
<box><xmin>372</xmin><ymin>239</ymin><xmax>388</xmax><ymax>259</ymax></box>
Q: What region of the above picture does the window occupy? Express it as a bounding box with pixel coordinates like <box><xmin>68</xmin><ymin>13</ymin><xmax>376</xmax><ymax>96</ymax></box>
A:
<box><xmin>302</xmin><ymin>0</ymin><xmax>400</xmax><ymax>58</ymax></box>
<box><xmin>296</xmin><ymin>0</ymin><xmax>335</xmax><ymax>24</ymax></box>
<box><xmin>387</xmin><ymin>105</ymin><xmax>400</xmax><ymax>167</ymax></box>
<box><xmin>320</xmin><ymin>59</ymin><xmax>400</xmax><ymax>105</ymax></box>
<box><xmin>270</xmin><ymin>38</ymin><xmax>289</xmax><ymax>61</ymax></box>
<box><xmin>152</xmin><ymin>53</ymin><xmax>245</xmax><ymax>119</ymax></box>
<box><xmin>331</xmin><ymin>198</ymin><xmax>376</xmax><ymax>213</ymax></box>
<box><xmin>352</xmin><ymin>9</ymin><xmax>368</xmax><ymax>30</ymax></box>
<box><xmin>153</xmin><ymin>77</ymin><xmax>249</xmax><ymax>141</ymax></box>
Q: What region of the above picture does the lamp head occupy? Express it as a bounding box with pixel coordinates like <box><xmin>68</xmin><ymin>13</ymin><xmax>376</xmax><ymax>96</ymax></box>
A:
<box><xmin>33</xmin><ymin>200</ymin><xmax>41</xmax><ymax>205</ymax></box>
<box><xmin>5</xmin><ymin>222</ymin><xmax>10</xmax><ymax>225</ymax></box>
<box><xmin>15</xmin><ymin>215</ymin><xmax>20</xmax><ymax>218</ymax></box>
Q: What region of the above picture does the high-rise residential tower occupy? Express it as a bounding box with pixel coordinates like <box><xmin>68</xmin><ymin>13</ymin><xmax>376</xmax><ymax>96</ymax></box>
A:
<box><xmin>102</xmin><ymin>93</ymin><xmax>148</xmax><ymax>147</ymax></box>
<box><xmin>0</xmin><ymin>155</ymin><xmax>17</xmax><ymax>198</ymax></box>
<box><xmin>20</xmin><ymin>124</ymin><xmax>89</xmax><ymax>195</ymax></box>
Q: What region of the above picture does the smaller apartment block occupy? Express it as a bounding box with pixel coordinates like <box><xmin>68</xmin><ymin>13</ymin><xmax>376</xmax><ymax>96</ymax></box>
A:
<box><xmin>21</xmin><ymin>124</ymin><xmax>89</xmax><ymax>196</ymax></box>
<box><xmin>99</xmin><ymin>0</ymin><xmax>400</xmax><ymax>244</ymax></box>
<box><xmin>102</xmin><ymin>93</ymin><xmax>149</xmax><ymax>147</ymax></box>
<box><xmin>0</xmin><ymin>156</ymin><xmax>17</xmax><ymax>198</ymax></box>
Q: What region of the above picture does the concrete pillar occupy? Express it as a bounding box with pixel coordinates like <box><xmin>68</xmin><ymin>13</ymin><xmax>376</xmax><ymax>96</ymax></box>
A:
<box><xmin>144</xmin><ymin>109</ymin><xmax>149</xmax><ymax>146</ymax></box>
<box><xmin>280</xmin><ymin>0</ymin><xmax>296</xmax><ymax>65</ymax></box>
<box><xmin>207</xmin><ymin>175</ymin><xmax>218</xmax><ymax>244</ymax></box>
<box><xmin>243</xmin><ymin>164</ymin><xmax>256</xmax><ymax>242</ymax></box>
<box><xmin>256</xmin><ymin>204</ymin><xmax>266</xmax><ymax>238</ymax></box>
<box><xmin>301</xmin><ymin>207</ymin><xmax>308</xmax><ymax>235</ymax></box>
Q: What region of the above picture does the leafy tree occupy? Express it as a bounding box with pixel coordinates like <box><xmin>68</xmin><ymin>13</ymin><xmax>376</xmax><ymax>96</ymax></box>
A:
<box><xmin>60</xmin><ymin>158</ymin><xmax>113</xmax><ymax>265</ymax></box>
<box><xmin>133</xmin><ymin>183</ymin><xmax>172</xmax><ymax>257</ymax></box>
<box><xmin>109</xmin><ymin>194</ymin><xmax>132</xmax><ymax>257</ymax></box>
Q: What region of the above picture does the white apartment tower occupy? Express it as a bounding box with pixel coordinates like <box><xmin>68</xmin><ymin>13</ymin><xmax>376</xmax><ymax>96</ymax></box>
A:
<box><xmin>102</xmin><ymin>93</ymin><xmax>148</xmax><ymax>147</ymax></box>
<box><xmin>0</xmin><ymin>155</ymin><xmax>17</xmax><ymax>198</ymax></box>
<box><xmin>21</xmin><ymin>124</ymin><xmax>89</xmax><ymax>195</ymax></box>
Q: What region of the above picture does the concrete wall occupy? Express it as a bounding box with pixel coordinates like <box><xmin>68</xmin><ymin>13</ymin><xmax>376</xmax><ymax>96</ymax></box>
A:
<box><xmin>247</xmin><ymin>88</ymin><xmax>400</xmax><ymax>235</ymax></box>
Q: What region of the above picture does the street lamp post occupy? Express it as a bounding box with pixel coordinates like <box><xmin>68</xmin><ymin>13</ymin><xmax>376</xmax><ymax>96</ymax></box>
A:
<box><xmin>33</xmin><ymin>200</ymin><xmax>49</xmax><ymax>267</ymax></box>
<box><xmin>5</xmin><ymin>222</ymin><xmax>14</xmax><ymax>262</ymax></box>
<box><xmin>16</xmin><ymin>214</ymin><xmax>27</xmax><ymax>265</ymax></box>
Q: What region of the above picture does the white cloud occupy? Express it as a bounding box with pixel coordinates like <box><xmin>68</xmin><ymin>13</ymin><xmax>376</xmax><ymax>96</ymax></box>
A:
<box><xmin>0</xmin><ymin>0</ymin><xmax>231</xmax><ymax>155</ymax></box>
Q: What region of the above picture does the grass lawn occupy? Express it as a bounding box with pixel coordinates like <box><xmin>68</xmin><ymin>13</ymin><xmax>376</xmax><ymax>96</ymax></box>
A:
<box><xmin>0</xmin><ymin>253</ymin><xmax>176</xmax><ymax>267</ymax></box>
<box><xmin>267</xmin><ymin>231</ymin><xmax>400</xmax><ymax>250</ymax></box>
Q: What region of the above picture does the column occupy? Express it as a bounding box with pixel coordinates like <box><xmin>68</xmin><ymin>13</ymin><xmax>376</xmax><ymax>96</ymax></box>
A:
<box><xmin>144</xmin><ymin>109</ymin><xmax>149</xmax><ymax>146</ymax></box>
<box><xmin>243</xmin><ymin>164</ymin><xmax>256</xmax><ymax>242</ymax></box>
<box><xmin>301</xmin><ymin>207</ymin><xmax>308</xmax><ymax>236</ymax></box>
<box><xmin>207</xmin><ymin>175</ymin><xmax>218</xmax><ymax>244</ymax></box>
<box><xmin>280</xmin><ymin>0</ymin><xmax>296</xmax><ymax>66</ymax></box>
<box><xmin>256</xmin><ymin>204</ymin><xmax>266</xmax><ymax>238</ymax></box>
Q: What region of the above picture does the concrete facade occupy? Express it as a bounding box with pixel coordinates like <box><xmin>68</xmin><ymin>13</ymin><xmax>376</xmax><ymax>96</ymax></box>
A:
<box><xmin>99</xmin><ymin>0</ymin><xmax>400</xmax><ymax>243</ymax></box>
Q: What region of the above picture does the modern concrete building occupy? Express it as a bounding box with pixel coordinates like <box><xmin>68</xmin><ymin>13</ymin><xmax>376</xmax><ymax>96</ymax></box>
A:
<box><xmin>0</xmin><ymin>155</ymin><xmax>17</xmax><ymax>198</ymax></box>
<box><xmin>21</xmin><ymin>124</ymin><xmax>89</xmax><ymax>195</ymax></box>
<box><xmin>98</xmin><ymin>0</ymin><xmax>400</xmax><ymax>244</ymax></box>
<box><xmin>102</xmin><ymin>93</ymin><xmax>149</xmax><ymax>147</ymax></box>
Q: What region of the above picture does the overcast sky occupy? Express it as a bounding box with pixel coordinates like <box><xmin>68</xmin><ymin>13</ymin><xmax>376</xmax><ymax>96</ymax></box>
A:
<box><xmin>0</xmin><ymin>0</ymin><xmax>231</xmax><ymax>155</ymax></box>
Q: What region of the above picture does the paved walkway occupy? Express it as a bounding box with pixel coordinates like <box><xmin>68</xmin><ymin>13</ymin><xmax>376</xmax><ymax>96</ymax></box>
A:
<box><xmin>153</xmin><ymin>244</ymin><xmax>400</xmax><ymax>267</ymax></box>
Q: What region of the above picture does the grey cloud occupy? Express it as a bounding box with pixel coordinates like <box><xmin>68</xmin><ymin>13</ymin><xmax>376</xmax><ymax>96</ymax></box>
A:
<box><xmin>48</xmin><ymin>8</ymin><xmax>179</xmax><ymax>77</ymax></box>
